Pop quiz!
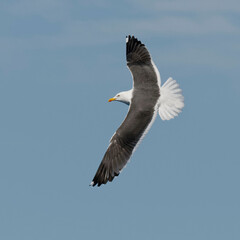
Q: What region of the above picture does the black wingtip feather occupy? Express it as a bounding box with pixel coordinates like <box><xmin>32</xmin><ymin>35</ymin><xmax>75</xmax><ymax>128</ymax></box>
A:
<box><xmin>126</xmin><ymin>35</ymin><xmax>151</xmax><ymax>64</ymax></box>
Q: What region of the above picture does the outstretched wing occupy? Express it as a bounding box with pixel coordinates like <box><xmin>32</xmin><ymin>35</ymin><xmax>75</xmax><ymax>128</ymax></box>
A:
<box><xmin>126</xmin><ymin>35</ymin><xmax>161</xmax><ymax>89</ymax></box>
<box><xmin>90</xmin><ymin>104</ymin><xmax>154</xmax><ymax>187</ymax></box>
<box><xmin>91</xmin><ymin>36</ymin><xmax>160</xmax><ymax>187</ymax></box>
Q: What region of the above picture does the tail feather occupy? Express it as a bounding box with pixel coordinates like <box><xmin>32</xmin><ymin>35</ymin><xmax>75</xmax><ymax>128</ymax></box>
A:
<box><xmin>158</xmin><ymin>77</ymin><xmax>184</xmax><ymax>121</ymax></box>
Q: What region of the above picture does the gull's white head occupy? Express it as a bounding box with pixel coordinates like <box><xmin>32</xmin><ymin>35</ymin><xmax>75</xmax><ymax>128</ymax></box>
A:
<box><xmin>108</xmin><ymin>89</ymin><xmax>132</xmax><ymax>105</ymax></box>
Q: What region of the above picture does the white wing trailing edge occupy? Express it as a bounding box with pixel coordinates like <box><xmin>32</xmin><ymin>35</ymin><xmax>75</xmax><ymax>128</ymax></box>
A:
<box><xmin>158</xmin><ymin>77</ymin><xmax>184</xmax><ymax>120</ymax></box>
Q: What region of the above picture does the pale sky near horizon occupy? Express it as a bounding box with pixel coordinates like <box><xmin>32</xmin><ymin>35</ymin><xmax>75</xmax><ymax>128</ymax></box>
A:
<box><xmin>0</xmin><ymin>1</ymin><xmax>240</xmax><ymax>239</ymax></box>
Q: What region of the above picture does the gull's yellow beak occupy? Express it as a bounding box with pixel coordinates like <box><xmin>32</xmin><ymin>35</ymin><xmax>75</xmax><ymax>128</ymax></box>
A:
<box><xmin>108</xmin><ymin>98</ymin><xmax>116</xmax><ymax>102</ymax></box>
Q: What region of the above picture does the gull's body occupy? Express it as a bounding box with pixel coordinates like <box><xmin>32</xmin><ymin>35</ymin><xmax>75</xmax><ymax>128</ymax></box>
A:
<box><xmin>91</xmin><ymin>36</ymin><xmax>184</xmax><ymax>187</ymax></box>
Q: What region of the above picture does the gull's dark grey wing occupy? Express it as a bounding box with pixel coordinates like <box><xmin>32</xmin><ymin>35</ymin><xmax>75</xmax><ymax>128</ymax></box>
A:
<box><xmin>90</xmin><ymin>36</ymin><xmax>160</xmax><ymax>187</ymax></box>
<box><xmin>126</xmin><ymin>35</ymin><xmax>160</xmax><ymax>92</ymax></box>
<box><xmin>91</xmin><ymin>104</ymin><xmax>154</xmax><ymax>187</ymax></box>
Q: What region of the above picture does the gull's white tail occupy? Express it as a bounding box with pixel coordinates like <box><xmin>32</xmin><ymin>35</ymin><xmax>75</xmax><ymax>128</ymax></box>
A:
<box><xmin>158</xmin><ymin>77</ymin><xmax>184</xmax><ymax>120</ymax></box>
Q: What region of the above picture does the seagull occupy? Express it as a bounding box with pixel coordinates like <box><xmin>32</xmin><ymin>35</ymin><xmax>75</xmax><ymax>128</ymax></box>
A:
<box><xmin>90</xmin><ymin>35</ymin><xmax>184</xmax><ymax>187</ymax></box>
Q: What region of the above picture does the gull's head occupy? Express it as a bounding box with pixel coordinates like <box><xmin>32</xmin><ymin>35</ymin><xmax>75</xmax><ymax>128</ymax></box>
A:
<box><xmin>108</xmin><ymin>90</ymin><xmax>132</xmax><ymax>105</ymax></box>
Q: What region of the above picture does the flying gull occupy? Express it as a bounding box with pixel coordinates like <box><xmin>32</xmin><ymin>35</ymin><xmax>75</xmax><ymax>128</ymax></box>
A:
<box><xmin>90</xmin><ymin>35</ymin><xmax>184</xmax><ymax>187</ymax></box>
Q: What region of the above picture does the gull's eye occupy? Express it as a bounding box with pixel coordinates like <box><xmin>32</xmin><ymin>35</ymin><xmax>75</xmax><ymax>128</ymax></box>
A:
<box><xmin>117</xmin><ymin>94</ymin><xmax>120</xmax><ymax>97</ymax></box>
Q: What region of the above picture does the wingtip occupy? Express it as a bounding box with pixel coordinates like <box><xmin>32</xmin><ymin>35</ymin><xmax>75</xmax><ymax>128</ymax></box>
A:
<box><xmin>126</xmin><ymin>35</ymin><xmax>149</xmax><ymax>63</ymax></box>
<box><xmin>126</xmin><ymin>35</ymin><xmax>135</xmax><ymax>43</ymax></box>
<box><xmin>89</xmin><ymin>181</ymin><xmax>94</xmax><ymax>187</ymax></box>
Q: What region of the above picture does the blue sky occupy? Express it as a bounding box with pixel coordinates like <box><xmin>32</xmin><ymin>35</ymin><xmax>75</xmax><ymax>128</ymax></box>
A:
<box><xmin>0</xmin><ymin>0</ymin><xmax>240</xmax><ymax>239</ymax></box>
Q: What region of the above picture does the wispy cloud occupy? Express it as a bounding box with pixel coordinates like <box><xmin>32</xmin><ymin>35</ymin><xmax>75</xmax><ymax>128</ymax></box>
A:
<box><xmin>1</xmin><ymin>14</ymin><xmax>238</xmax><ymax>51</ymax></box>
<box><xmin>120</xmin><ymin>16</ymin><xmax>239</xmax><ymax>36</ymax></box>
<box><xmin>0</xmin><ymin>0</ymin><xmax>239</xmax><ymax>72</ymax></box>
<box><xmin>129</xmin><ymin>0</ymin><xmax>240</xmax><ymax>13</ymax></box>
<box><xmin>1</xmin><ymin>0</ymin><xmax>239</xmax><ymax>49</ymax></box>
<box><xmin>2</xmin><ymin>0</ymin><xmax>69</xmax><ymax>21</ymax></box>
